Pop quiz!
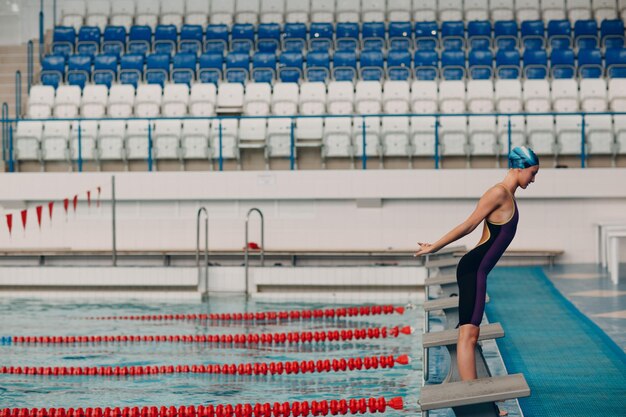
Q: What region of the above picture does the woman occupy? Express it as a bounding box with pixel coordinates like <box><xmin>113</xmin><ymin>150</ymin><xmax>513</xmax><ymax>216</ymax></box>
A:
<box><xmin>414</xmin><ymin>146</ymin><xmax>539</xmax><ymax>386</ymax></box>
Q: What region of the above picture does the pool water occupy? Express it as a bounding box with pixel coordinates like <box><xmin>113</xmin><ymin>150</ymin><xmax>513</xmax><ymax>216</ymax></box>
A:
<box><xmin>0</xmin><ymin>297</ymin><xmax>424</xmax><ymax>415</ymax></box>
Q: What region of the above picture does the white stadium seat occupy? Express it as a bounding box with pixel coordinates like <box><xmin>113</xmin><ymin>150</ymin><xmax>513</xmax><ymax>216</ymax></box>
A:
<box><xmin>526</xmin><ymin>115</ymin><xmax>556</xmax><ymax>155</ymax></box>
<box><xmin>42</xmin><ymin>121</ymin><xmax>70</xmax><ymax>161</ymax></box>
<box><xmin>556</xmin><ymin>115</ymin><xmax>583</xmax><ymax>155</ymax></box>
<box><xmin>523</xmin><ymin>80</ymin><xmax>551</xmax><ymax>113</ymax></box>
<box><xmin>383</xmin><ymin>81</ymin><xmax>410</xmax><ymax>114</ymax></box>
<box><xmin>111</xmin><ymin>1</ymin><xmax>135</xmax><ymax>31</ymax></box>
<box><xmin>236</xmin><ymin>0</ymin><xmax>260</xmax><ymax>24</ymax></box>
<box><xmin>15</xmin><ymin>121</ymin><xmax>43</xmax><ymax>161</ymax></box>
<box><xmin>336</xmin><ymin>0</ymin><xmax>361</xmax><ymax>23</ymax></box>
<box><xmin>497</xmin><ymin>115</ymin><xmax>526</xmax><ymax>155</ymax></box>
<box><xmin>53</xmin><ymin>85</ymin><xmax>82</xmax><ymax>118</ymax></box>
<box><xmin>189</xmin><ymin>83</ymin><xmax>217</xmax><ymax>116</ymax></box>
<box><xmin>353</xmin><ymin>116</ymin><xmax>381</xmax><ymax>158</ymax></box>
<box><xmin>108</xmin><ymin>84</ymin><xmax>135</xmax><ymax>118</ymax></box>
<box><xmin>439</xmin><ymin>80</ymin><xmax>466</xmax><ymax>114</ymax></box>
<box><xmin>216</xmin><ymin>83</ymin><xmax>245</xmax><ymax>113</ymax></box>
<box><xmin>413</xmin><ymin>0</ymin><xmax>437</xmax><ymax>21</ymax></box>
<box><xmin>327</xmin><ymin>82</ymin><xmax>354</xmax><ymax>114</ymax></box>
<box><xmin>541</xmin><ymin>0</ymin><xmax>566</xmax><ymax>21</ymax></box>
<box><xmin>439</xmin><ymin>116</ymin><xmax>468</xmax><ymax>156</ymax></box>
<box><xmin>469</xmin><ymin>115</ymin><xmax>498</xmax><ymax>155</ymax></box>
<box><xmin>185</xmin><ymin>0</ymin><xmax>210</xmax><ymax>26</ymax></box>
<box><xmin>60</xmin><ymin>0</ymin><xmax>86</xmax><ymax>31</ymax></box>
<box><xmin>495</xmin><ymin>79</ymin><xmax>523</xmax><ymax>113</ymax></box>
<box><xmin>162</xmin><ymin>84</ymin><xmax>190</xmax><ymax>117</ymax></box>
<box><xmin>551</xmin><ymin>79</ymin><xmax>579</xmax><ymax>112</ymax></box>
<box><xmin>579</xmin><ymin>79</ymin><xmax>608</xmax><ymax>112</ymax></box>
<box><xmin>620</xmin><ymin>0</ymin><xmax>626</xmax><ymax>21</ymax></box>
<box><xmin>271</xmin><ymin>83</ymin><xmax>299</xmax><ymax>115</ymax></box>
<box><xmin>438</xmin><ymin>0</ymin><xmax>463</xmax><ymax>21</ymax></box>
<box><xmin>464</xmin><ymin>0</ymin><xmax>489</xmax><ymax>21</ymax></box>
<box><xmin>211</xmin><ymin>0</ymin><xmax>235</xmax><ymax>25</ymax></box>
<box><xmin>181</xmin><ymin>119</ymin><xmax>211</xmax><ymax>159</ymax></box>
<box><xmin>382</xmin><ymin>116</ymin><xmax>411</xmax><ymax>157</ymax></box>
<box><xmin>296</xmin><ymin>82</ymin><xmax>325</xmax><ymax>144</ymax></box>
<box><xmin>244</xmin><ymin>83</ymin><xmax>272</xmax><ymax>115</ymax></box>
<box><xmin>515</xmin><ymin>0</ymin><xmax>541</xmax><ymax>23</ymax></box>
<box><xmin>410</xmin><ymin>116</ymin><xmax>437</xmax><ymax>156</ymax></box>
<box><xmin>568</xmin><ymin>0</ymin><xmax>593</xmax><ymax>23</ymax></box>
<box><xmin>135</xmin><ymin>1</ymin><xmax>160</xmax><ymax>30</ymax></box>
<box><xmin>210</xmin><ymin>119</ymin><xmax>239</xmax><ymax>160</ymax></box>
<box><xmin>490</xmin><ymin>0</ymin><xmax>515</xmax><ymax>21</ymax></box>
<box><xmin>585</xmin><ymin>115</ymin><xmax>615</xmax><ymax>155</ymax></box>
<box><xmin>135</xmin><ymin>84</ymin><xmax>162</xmax><ymax>117</ymax></box>
<box><xmin>614</xmin><ymin>115</ymin><xmax>626</xmax><ymax>154</ymax></box>
<box><xmin>86</xmin><ymin>0</ymin><xmax>111</xmax><ymax>31</ymax></box>
<box><xmin>81</xmin><ymin>84</ymin><xmax>108</xmax><ymax>118</ymax></box>
<box><xmin>285</xmin><ymin>0</ymin><xmax>310</xmax><ymax>23</ymax></box>
<box><xmin>467</xmin><ymin>80</ymin><xmax>495</xmax><ymax>113</ymax></box>
<box><xmin>267</xmin><ymin>118</ymin><xmax>295</xmax><ymax>158</ymax></box>
<box><xmin>355</xmin><ymin>81</ymin><xmax>382</xmax><ymax>114</ymax></box>
<box><xmin>161</xmin><ymin>0</ymin><xmax>185</xmax><ymax>29</ymax></box>
<box><xmin>98</xmin><ymin>120</ymin><xmax>127</xmax><ymax>160</ymax></box>
<box><xmin>125</xmin><ymin>119</ymin><xmax>152</xmax><ymax>160</ymax></box>
<box><xmin>323</xmin><ymin>118</ymin><xmax>353</xmax><ymax>158</ymax></box>
<box><xmin>311</xmin><ymin>0</ymin><xmax>335</xmax><ymax>23</ymax></box>
<box><xmin>388</xmin><ymin>0</ymin><xmax>411</xmax><ymax>21</ymax></box>
<box><xmin>27</xmin><ymin>85</ymin><xmax>55</xmax><ymax>118</ymax></box>
<box><xmin>70</xmin><ymin>120</ymin><xmax>99</xmax><ymax>161</ymax></box>
<box><xmin>411</xmin><ymin>81</ymin><xmax>438</xmax><ymax>113</ymax></box>
<box><xmin>260</xmin><ymin>0</ymin><xmax>285</xmax><ymax>24</ymax></box>
<box><xmin>608</xmin><ymin>79</ymin><xmax>626</xmax><ymax>112</ymax></box>
<box><xmin>593</xmin><ymin>0</ymin><xmax>618</xmax><ymax>24</ymax></box>
<box><xmin>153</xmin><ymin>119</ymin><xmax>182</xmax><ymax>160</ymax></box>
<box><xmin>362</xmin><ymin>0</ymin><xmax>385</xmax><ymax>21</ymax></box>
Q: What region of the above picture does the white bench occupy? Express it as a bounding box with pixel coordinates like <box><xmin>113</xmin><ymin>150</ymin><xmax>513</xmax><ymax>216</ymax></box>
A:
<box><xmin>595</xmin><ymin>222</ymin><xmax>626</xmax><ymax>284</ymax></box>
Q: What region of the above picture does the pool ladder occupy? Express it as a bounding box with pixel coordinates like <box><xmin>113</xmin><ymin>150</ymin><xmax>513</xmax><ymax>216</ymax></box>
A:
<box><xmin>196</xmin><ymin>207</ymin><xmax>209</xmax><ymax>301</ymax></box>
<box><xmin>244</xmin><ymin>208</ymin><xmax>265</xmax><ymax>298</ymax></box>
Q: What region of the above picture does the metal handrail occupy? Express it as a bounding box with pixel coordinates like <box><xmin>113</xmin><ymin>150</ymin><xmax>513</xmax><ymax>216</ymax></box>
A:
<box><xmin>39</xmin><ymin>0</ymin><xmax>44</xmax><ymax>63</ymax></box>
<box><xmin>196</xmin><ymin>207</ymin><xmax>209</xmax><ymax>297</ymax></box>
<box><xmin>15</xmin><ymin>71</ymin><xmax>21</xmax><ymax>120</ymax></box>
<box><xmin>244</xmin><ymin>208</ymin><xmax>264</xmax><ymax>297</ymax></box>
<box><xmin>27</xmin><ymin>41</ymin><xmax>34</xmax><ymax>93</ymax></box>
<box><xmin>1</xmin><ymin>102</ymin><xmax>8</xmax><ymax>163</ymax></box>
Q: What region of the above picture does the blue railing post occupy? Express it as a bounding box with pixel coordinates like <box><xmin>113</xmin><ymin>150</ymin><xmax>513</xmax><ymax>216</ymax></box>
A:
<box><xmin>1</xmin><ymin>103</ymin><xmax>7</xmax><ymax>162</ymax></box>
<box><xmin>77</xmin><ymin>121</ymin><xmax>83</xmax><ymax>172</ymax></box>
<box><xmin>8</xmin><ymin>124</ymin><xmax>14</xmax><ymax>172</ymax></box>
<box><xmin>15</xmin><ymin>71</ymin><xmax>21</xmax><ymax>120</ymax></box>
<box><xmin>218</xmin><ymin>120</ymin><xmax>223</xmax><ymax>171</ymax></box>
<box><xmin>361</xmin><ymin>117</ymin><xmax>366</xmax><ymax>170</ymax></box>
<box><xmin>580</xmin><ymin>114</ymin><xmax>586</xmax><ymax>168</ymax></box>
<box><xmin>507</xmin><ymin>115</ymin><xmax>512</xmax><ymax>163</ymax></box>
<box><xmin>289</xmin><ymin>117</ymin><xmax>295</xmax><ymax>170</ymax></box>
<box><xmin>27</xmin><ymin>41</ymin><xmax>33</xmax><ymax>93</ymax></box>
<box><xmin>434</xmin><ymin>116</ymin><xmax>440</xmax><ymax>169</ymax></box>
<box><xmin>147</xmin><ymin>121</ymin><xmax>153</xmax><ymax>171</ymax></box>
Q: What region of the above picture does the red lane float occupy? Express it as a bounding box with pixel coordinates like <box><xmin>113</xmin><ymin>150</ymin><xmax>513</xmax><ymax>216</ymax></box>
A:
<box><xmin>10</xmin><ymin>326</ymin><xmax>413</xmax><ymax>345</ymax></box>
<box><xmin>0</xmin><ymin>397</ymin><xmax>403</xmax><ymax>417</ymax></box>
<box><xmin>0</xmin><ymin>354</ymin><xmax>410</xmax><ymax>377</ymax></box>
<box><xmin>86</xmin><ymin>305</ymin><xmax>405</xmax><ymax>322</ymax></box>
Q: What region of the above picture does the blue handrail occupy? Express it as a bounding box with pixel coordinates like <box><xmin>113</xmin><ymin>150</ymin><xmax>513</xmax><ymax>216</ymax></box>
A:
<box><xmin>15</xmin><ymin>71</ymin><xmax>21</xmax><ymax>120</ymax></box>
<box><xmin>27</xmin><ymin>41</ymin><xmax>34</xmax><ymax>93</ymax></box>
<box><xmin>1</xmin><ymin>102</ymin><xmax>7</xmax><ymax>163</ymax></box>
<box><xmin>39</xmin><ymin>0</ymin><xmax>44</xmax><ymax>63</ymax></box>
<box><xmin>8</xmin><ymin>124</ymin><xmax>14</xmax><ymax>173</ymax></box>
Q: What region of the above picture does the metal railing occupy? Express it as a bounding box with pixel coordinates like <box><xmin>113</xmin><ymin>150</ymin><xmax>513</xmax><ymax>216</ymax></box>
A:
<box><xmin>196</xmin><ymin>207</ymin><xmax>209</xmax><ymax>297</ymax></box>
<box><xmin>1</xmin><ymin>103</ymin><xmax>8</xmax><ymax>162</ymax></box>
<box><xmin>27</xmin><ymin>41</ymin><xmax>34</xmax><ymax>93</ymax></box>
<box><xmin>3</xmin><ymin>111</ymin><xmax>625</xmax><ymax>171</ymax></box>
<box><xmin>244</xmin><ymin>208</ymin><xmax>264</xmax><ymax>298</ymax></box>
<box><xmin>14</xmin><ymin>71</ymin><xmax>21</xmax><ymax>120</ymax></box>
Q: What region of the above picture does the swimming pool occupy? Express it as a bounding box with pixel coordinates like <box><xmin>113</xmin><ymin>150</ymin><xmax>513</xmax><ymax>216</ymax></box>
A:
<box><xmin>0</xmin><ymin>297</ymin><xmax>423</xmax><ymax>415</ymax></box>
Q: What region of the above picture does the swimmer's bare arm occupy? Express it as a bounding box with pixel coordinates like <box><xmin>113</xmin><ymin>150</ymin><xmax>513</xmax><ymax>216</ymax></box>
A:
<box><xmin>414</xmin><ymin>186</ymin><xmax>507</xmax><ymax>257</ymax></box>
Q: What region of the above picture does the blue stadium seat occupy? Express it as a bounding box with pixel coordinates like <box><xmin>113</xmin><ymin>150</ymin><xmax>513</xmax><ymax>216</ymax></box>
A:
<box><xmin>204</xmin><ymin>24</ymin><xmax>229</xmax><ymax>54</ymax></box>
<box><xmin>283</xmin><ymin>23</ymin><xmax>307</xmax><ymax>52</ymax></box>
<box><xmin>258</xmin><ymin>23</ymin><xmax>281</xmax><ymax>53</ymax></box>
<box><xmin>606</xmin><ymin>48</ymin><xmax>626</xmax><ymax>78</ymax></box>
<box><xmin>40</xmin><ymin>55</ymin><xmax>65</xmax><ymax>88</ymax></box>
<box><xmin>521</xmin><ymin>21</ymin><xmax>545</xmax><ymax>51</ymax></box>
<box><xmin>441</xmin><ymin>49</ymin><xmax>466</xmax><ymax>80</ymax></box>
<box><xmin>145</xmin><ymin>53</ymin><xmax>170</xmax><ymax>86</ymax></box>
<box><xmin>547</xmin><ymin>20</ymin><xmax>572</xmax><ymax>50</ymax></box>
<box><xmin>336</xmin><ymin>22</ymin><xmax>359</xmax><ymax>51</ymax></box>
<box><xmin>77</xmin><ymin>26</ymin><xmax>101</xmax><ymax>59</ymax></box>
<box><xmin>550</xmin><ymin>48</ymin><xmax>575</xmax><ymax>78</ymax></box>
<box><xmin>494</xmin><ymin>20</ymin><xmax>518</xmax><ymax>50</ymax></box>
<box><xmin>67</xmin><ymin>54</ymin><xmax>92</xmax><ymax>89</ymax></box>
<box><xmin>119</xmin><ymin>54</ymin><xmax>144</xmax><ymax>87</ymax></box>
<box><xmin>231</xmin><ymin>23</ymin><xmax>255</xmax><ymax>53</ymax></box>
<box><xmin>180</xmin><ymin>25</ymin><xmax>203</xmax><ymax>55</ymax></box>
<box><xmin>468</xmin><ymin>21</ymin><xmax>492</xmax><ymax>50</ymax></box>
<box><xmin>102</xmin><ymin>26</ymin><xmax>126</xmax><ymax>58</ymax></box>
<box><xmin>523</xmin><ymin>49</ymin><xmax>548</xmax><ymax>79</ymax></box>
<box><xmin>468</xmin><ymin>49</ymin><xmax>493</xmax><ymax>79</ymax></box>
<box><xmin>362</xmin><ymin>22</ymin><xmax>386</xmax><ymax>50</ymax></box>
<box><xmin>441</xmin><ymin>21</ymin><xmax>465</xmax><ymax>51</ymax></box>
<box><xmin>601</xmin><ymin>20</ymin><xmax>625</xmax><ymax>50</ymax></box>
<box><xmin>279</xmin><ymin>51</ymin><xmax>304</xmax><ymax>82</ymax></box>
<box><xmin>359</xmin><ymin>49</ymin><xmax>384</xmax><ymax>81</ymax></box>
<box><xmin>305</xmin><ymin>51</ymin><xmax>330</xmax><ymax>82</ymax></box>
<box><xmin>574</xmin><ymin>20</ymin><xmax>598</xmax><ymax>50</ymax></box>
<box><xmin>198</xmin><ymin>52</ymin><xmax>223</xmax><ymax>84</ymax></box>
<box><xmin>387</xmin><ymin>49</ymin><xmax>412</xmax><ymax>81</ymax></box>
<box><xmin>225</xmin><ymin>52</ymin><xmax>250</xmax><ymax>83</ymax></box>
<box><xmin>577</xmin><ymin>48</ymin><xmax>603</xmax><ymax>78</ymax></box>
<box><xmin>414</xmin><ymin>50</ymin><xmax>439</xmax><ymax>80</ymax></box>
<box><xmin>93</xmin><ymin>54</ymin><xmax>118</xmax><ymax>88</ymax></box>
<box><xmin>495</xmin><ymin>49</ymin><xmax>520</xmax><ymax>79</ymax></box>
<box><xmin>172</xmin><ymin>53</ymin><xmax>197</xmax><ymax>85</ymax></box>
<box><xmin>52</xmin><ymin>26</ymin><xmax>76</xmax><ymax>58</ymax></box>
<box><xmin>309</xmin><ymin>23</ymin><xmax>333</xmax><ymax>52</ymax></box>
<box><xmin>415</xmin><ymin>21</ymin><xmax>439</xmax><ymax>50</ymax></box>
<box><xmin>388</xmin><ymin>22</ymin><xmax>413</xmax><ymax>50</ymax></box>
<box><xmin>332</xmin><ymin>50</ymin><xmax>357</xmax><ymax>81</ymax></box>
<box><xmin>154</xmin><ymin>25</ymin><xmax>178</xmax><ymax>56</ymax></box>
<box><xmin>128</xmin><ymin>25</ymin><xmax>152</xmax><ymax>56</ymax></box>
<box><xmin>252</xmin><ymin>52</ymin><xmax>277</xmax><ymax>83</ymax></box>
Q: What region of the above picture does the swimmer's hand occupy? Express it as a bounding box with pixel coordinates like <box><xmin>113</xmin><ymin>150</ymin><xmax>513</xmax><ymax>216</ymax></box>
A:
<box><xmin>414</xmin><ymin>242</ymin><xmax>436</xmax><ymax>257</ymax></box>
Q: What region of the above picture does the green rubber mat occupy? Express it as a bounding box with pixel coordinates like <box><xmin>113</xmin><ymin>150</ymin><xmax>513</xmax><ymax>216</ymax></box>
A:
<box><xmin>485</xmin><ymin>267</ymin><xmax>626</xmax><ymax>417</ymax></box>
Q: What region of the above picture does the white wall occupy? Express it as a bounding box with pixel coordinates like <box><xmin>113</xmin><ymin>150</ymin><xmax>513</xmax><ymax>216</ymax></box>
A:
<box><xmin>0</xmin><ymin>169</ymin><xmax>625</xmax><ymax>263</ymax></box>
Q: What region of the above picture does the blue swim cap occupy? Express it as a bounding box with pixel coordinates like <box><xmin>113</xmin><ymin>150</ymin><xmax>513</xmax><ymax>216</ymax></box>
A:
<box><xmin>508</xmin><ymin>146</ymin><xmax>539</xmax><ymax>169</ymax></box>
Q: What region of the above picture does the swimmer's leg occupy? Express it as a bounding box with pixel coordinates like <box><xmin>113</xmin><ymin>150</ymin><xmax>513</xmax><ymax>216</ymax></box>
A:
<box><xmin>457</xmin><ymin>323</ymin><xmax>480</xmax><ymax>380</ymax></box>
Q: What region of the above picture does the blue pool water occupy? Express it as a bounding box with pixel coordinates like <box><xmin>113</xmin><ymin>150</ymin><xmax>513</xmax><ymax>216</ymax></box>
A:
<box><xmin>0</xmin><ymin>297</ymin><xmax>424</xmax><ymax>414</ymax></box>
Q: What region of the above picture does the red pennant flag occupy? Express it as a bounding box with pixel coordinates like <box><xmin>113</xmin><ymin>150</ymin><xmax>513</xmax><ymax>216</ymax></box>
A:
<box><xmin>36</xmin><ymin>206</ymin><xmax>43</xmax><ymax>228</ymax></box>
<box><xmin>87</xmin><ymin>191</ymin><xmax>91</xmax><ymax>207</ymax></box>
<box><xmin>97</xmin><ymin>186</ymin><xmax>101</xmax><ymax>207</ymax></box>
<box><xmin>6</xmin><ymin>214</ymin><xmax>12</xmax><ymax>235</ymax></box>
<box><xmin>63</xmin><ymin>198</ymin><xmax>69</xmax><ymax>215</ymax></box>
<box><xmin>20</xmin><ymin>210</ymin><xmax>27</xmax><ymax>230</ymax></box>
<box><xmin>73</xmin><ymin>195</ymin><xmax>78</xmax><ymax>212</ymax></box>
<box><xmin>48</xmin><ymin>202</ymin><xmax>54</xmax><ymax>220</ymax></box>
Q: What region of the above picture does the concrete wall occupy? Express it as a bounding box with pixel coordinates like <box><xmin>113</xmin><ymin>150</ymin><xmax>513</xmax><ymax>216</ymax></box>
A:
<box><xmin>0</xmin><ymin>169</ymin><xmax>625</xmax><ymax>263</ymax></box>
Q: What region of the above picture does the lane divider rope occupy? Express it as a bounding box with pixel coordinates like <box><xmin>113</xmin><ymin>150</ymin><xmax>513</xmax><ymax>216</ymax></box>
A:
<box><xmin>0</xmin><ymin>354</ymin><xmax>410</xmax><ymax>376</ymax></box>
<box><xmin>85</xmin><ymin>305</ymin><xmax>405</xmax><ymax>322</ymax></box>
<box><xmin>2</xmin><ymin>326</ymin><xmax>413</xmax><ymax>345</ymax></box>
<box><xmin>0</xmin><ymin>397</ymin><xmax>404</xmax><ymax>417</ymax></box>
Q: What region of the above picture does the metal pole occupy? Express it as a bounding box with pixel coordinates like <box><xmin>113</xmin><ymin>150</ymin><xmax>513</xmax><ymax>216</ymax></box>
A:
<box><xmin>196</xmin><ymin>207</ymin><xmax>209</xmax><ymax>297</ymax></box>
<box><xmin>112</xmin><ymin>175</ymin><xmax>117</xmax><ymax>266</ymax></box>
<box><xmin>244</xmin><ymin>208</ymin><xmax>265</xmax><ymax>298</ymax></box>
<box><xmin>77</xmin><ymin>121</ymin><xmax>83</xmax><ymax>172</ymax></box>
<box><xmin>289</xmin><ymin>118</ymin><xmax>295</xmax><ymax>170</ymax></box>
<box><xmin>1</xmin><ymin>103</ymin><xmax>7</xmax><ymax>163</ymax></box>
<box><xmin>580</xmin><ymin>115</ymin><xmax>586</xmax><ymax>168</ymax></box>
<box><xmin>218</xmin><ymin>120</ymin><xmax>223</xmax><ymax>171</ymax></box>
<box><xmin>147</xmin><ymin>122</ymin><xmax>153</xmax><ymax>171</ymax></box>
<box><xmin>27</xmin><ymin>41</ymin><xmax>33</xmax><ymax>93</ymax></box>
<box><xmin>39</xmin><ymin>0</ymin><xmax>44</xmax><ymax>63</ymax></box>
<box><xmin>15</xmin><ymin>71</ymin><xmax>21</xmax><ymax>120</ymax></box>
<box><xmin>361</xmin><ymin>118</ymin><xmax>367</xmax><ymax>170</ymax></box>
<box><xmin>434</xmin><ymin>116</ymin><xmax>440</xmax><ymax>169</ymax></box>
<box><xmin>507</xmin><ymin>115</ymin><xmax>512</xmax><ymax>165</ymax></box>
<box><xmin>8</xmin><ymin>124</ymin><xmax>14</xmax><ymax>172</ymax></box>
